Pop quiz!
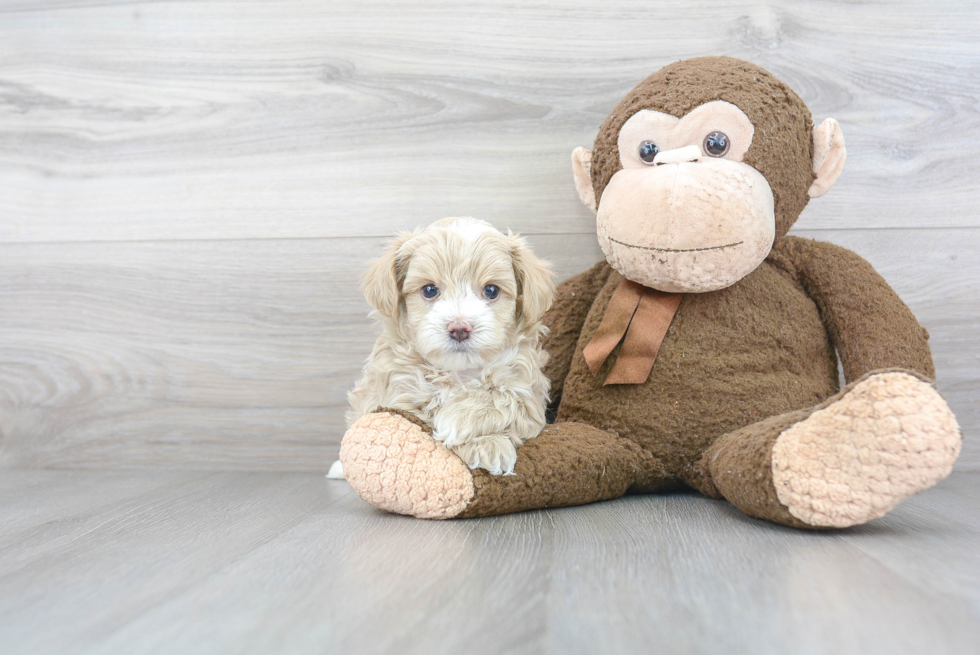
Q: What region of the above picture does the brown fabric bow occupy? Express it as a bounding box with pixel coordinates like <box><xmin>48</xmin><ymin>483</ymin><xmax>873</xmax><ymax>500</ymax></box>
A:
<box><xmin>582</xmin><ymin>278</ymin><xmax>683</xmax><ymax>385</ymax></box>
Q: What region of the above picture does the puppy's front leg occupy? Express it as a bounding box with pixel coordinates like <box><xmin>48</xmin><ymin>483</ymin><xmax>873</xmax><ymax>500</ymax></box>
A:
<box><xmin>450</xmin><ymin>434</ymin><xmax>518</xmax><ymax>477</ymax></box>
<box><xmin>431</xmin><ymin>390</ymin><xmax>518</xmax><ymax>475</ymax></box>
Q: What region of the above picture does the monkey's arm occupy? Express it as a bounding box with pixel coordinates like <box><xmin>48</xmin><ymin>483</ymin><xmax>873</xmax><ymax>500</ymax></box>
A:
<box><xmin>773</xmin><ymin>236</ymin><xmax>934</xmax><ymax>382</ymax></box>
<box><xmin>540</xmin><ymin>260</ymin><xmax>614</xmax><ymax>402</ymax></box>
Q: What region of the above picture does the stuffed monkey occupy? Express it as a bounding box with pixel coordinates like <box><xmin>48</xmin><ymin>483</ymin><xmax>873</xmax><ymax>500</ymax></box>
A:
<box><xmin>340</xmin><ymin>56</ymin><xmax>961</xmax><ymax>529</ymax></box>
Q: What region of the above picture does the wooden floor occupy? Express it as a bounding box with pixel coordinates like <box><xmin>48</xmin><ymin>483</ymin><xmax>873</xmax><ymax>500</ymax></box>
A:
<box><xmin>1</xmin><ymin>470</ymin><xmax>978</xmax><ymax>655</ymax></box>
<box><xmin>1</xmin><ymin>3</ymin><xmax>978</xmax><ymax>653</ymax></box>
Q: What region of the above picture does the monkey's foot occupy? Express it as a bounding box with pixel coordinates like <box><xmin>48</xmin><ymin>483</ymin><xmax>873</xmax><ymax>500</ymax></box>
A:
<box><xmin>339</xmin><ymin>410</ymin><xmax>475</xmax><ymax>519</ymax></box>
<box><xmin>771</xmin><ymin>371</ymin><xmax>961</xmax><ymax>528</ymax></box>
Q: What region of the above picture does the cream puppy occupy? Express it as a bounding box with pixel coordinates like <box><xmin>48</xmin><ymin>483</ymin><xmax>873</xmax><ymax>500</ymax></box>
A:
<box><xmin>342</xmin><ymin>217</ymin><xmax>555</xmax><ymax>476</ymax></box>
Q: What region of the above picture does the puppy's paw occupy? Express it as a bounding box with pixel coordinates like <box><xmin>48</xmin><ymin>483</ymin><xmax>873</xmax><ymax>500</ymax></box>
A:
<box><xmin>431</xmin><ymin>390</ymin><xmax>512</xmax><ymax>448</ymax></box>
<box><xmin>432</xmin><ymin>402</ymin><xmax>491</xmax><ymax>448</ymax></box>
<box><xmin>451</xmin><ymin>434</ymin><xmax>518</xmax><ymax>476</ymax></box>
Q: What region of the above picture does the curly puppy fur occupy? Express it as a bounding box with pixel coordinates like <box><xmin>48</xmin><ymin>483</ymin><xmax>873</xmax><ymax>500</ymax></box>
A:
<box><xmin>346</xmin><ymin>217</ymin><xmax>556</xmax><ymax>475</ymax></box>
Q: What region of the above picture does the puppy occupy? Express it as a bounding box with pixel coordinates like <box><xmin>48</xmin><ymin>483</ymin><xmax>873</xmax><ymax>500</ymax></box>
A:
<box><xmin>343</xmin><ymin>217</ymin><xmax>555</xmax><ymax>476</ymax></box>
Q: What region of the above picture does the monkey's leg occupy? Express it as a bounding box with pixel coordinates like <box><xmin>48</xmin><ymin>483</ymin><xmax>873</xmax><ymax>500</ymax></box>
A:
<box><xmin>693</xmin><ymin>370</ymin><xmax>961</xmax><ymax>529</ymax></box>
<box><xmin>340</xmin><ymin>409</ymin><xmax>670</xmax><ymax>519</ymax></box>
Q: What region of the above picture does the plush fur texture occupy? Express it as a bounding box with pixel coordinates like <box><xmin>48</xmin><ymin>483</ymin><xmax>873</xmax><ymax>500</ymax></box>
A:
<box><xmin>598</xmin><ymin>99</ymin><xmax>775</xmax><ymax>292</ymax></box>
<box><xmin>341</xmin><ymin>409</ymin><xmax>475</xmax><ymax>519</ymax></box>
<box><xmin>596</xmin><ymin>155</ymin><xmax>775</xmax><ymax>292</ymax></box>
<box><xmin>550</xmin><ymin>252</ymin><xmax>840</xmax><ymax>477</ymax></box>
<box><xmin>339</xmin><ymin>57</ymin><xmax>961</xmax><ymax>527</ymax></box>
<box><xmin>590</xmin><ymin>56</ymin><xmax>815</xmax><ymax>240</ymax></box>
<box><xmin>346</xmin><ymin>217</ymin><xmax>555</xmax><ymax>475</ymax></box>
<box><xmin>770</xmin><ymin>371</ymin><xmax>961</xmax><ymax>527</ymax></box>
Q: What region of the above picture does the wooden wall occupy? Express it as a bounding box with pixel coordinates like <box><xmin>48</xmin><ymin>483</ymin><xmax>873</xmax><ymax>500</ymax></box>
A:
<box><xmin>1</xmin><ymin>0</ymin><xmax>977</xmax><ymax>471</ymax></box>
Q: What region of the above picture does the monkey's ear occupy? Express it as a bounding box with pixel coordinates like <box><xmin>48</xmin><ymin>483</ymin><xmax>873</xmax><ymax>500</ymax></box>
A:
<box><xmin>571</xmin><ymin>147</ymin><xmax>597</xmax><ymax>212</ymax></box>
<box><xmin>809</xmin><ymin>118</ymin><xmax>846</xmax><ymax>198</ymax></box>
<box><xmin>362</xmin><ymin>230</ymin><xmax>418</xmax><ymax>317</ymax></box>
<box><xmin>509</xmin><ymin>233</ymin><xmax>556</xmax><ymax>327</ymax></box>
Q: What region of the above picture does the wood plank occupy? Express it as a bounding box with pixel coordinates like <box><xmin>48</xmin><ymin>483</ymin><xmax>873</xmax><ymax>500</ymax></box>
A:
<box><xmin>0</xmin><ymin>233</ymin><xmax>602</xmax><ymax>470</ymax></box>
<box><xmin>0</xmin><ymin>0</ymin><xmax>978</xmax><ymax>243</ymax></box>
<box><xmin>842</xmin><ymin>473</ymin><xmax>980</xmax><ymax>607</ymax></box>
<box><xmin>0</xmin><ymin>470</ymin><xmax>977</xmax><ymax>654</ymax></box>
<box><xmin>546</xmin><ymin>481</ymin><xmax>980</xmax><ymax>653</ymax></box>
<box><xmin>0</xmin><ymin>471</ymin><xmax>357</xmax><ymax>653</ymax></box>
<box><xmin>94</xmin><ymin>492</ymin><xmax>554</xmax><ymax>655</ymax></box>
<box><xmin>0</xmin><ymin>469</ymin><xmax>210</xmax><ymax>537</ymax></box>
<box><xmin>0</xmin><ymin>228</ymin><xmax>976</xmax><ymax>470</ymax></box>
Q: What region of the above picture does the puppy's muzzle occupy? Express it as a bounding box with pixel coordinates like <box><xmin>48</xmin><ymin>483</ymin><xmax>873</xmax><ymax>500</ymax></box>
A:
<box><xmin>448</xmin><ymin>319</ymin><xmax>472</xmax><ymax>342</ymax></box>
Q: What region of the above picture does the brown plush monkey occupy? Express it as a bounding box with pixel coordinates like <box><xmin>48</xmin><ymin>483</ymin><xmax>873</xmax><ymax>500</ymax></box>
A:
<box><xmin>340</xmin><ymin>57</ymin><xmax>961</xmax><ymax>529</ymax></box>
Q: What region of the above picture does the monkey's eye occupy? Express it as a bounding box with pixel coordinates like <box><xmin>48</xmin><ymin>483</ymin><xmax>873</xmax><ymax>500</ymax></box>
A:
<box><xmin>703</xmin><ymin>131</ymin><xmax>730</xmax><ymax>157</ymax></box>
<box><xmin>482</xmin><ymin>284</ymin><xmax>500</xmax><ymax>301</ymax></box>
<box><xmin>421</xmin><ymin>284</ymin><xmax>439</xmax><ymax>299</ymax></box>
<box><xmin>638</xmin><ymin>140</ymin><xmax>660</xmax><ymax>165</ymax></box>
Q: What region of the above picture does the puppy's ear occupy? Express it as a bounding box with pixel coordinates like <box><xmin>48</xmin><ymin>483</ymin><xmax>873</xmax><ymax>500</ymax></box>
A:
<box><xmin>362</xmin><ymin>230</ymin><xmax>418</xmax><ymax>317</ymax></box>
<box><xmin>509</xmin><ymin>232</ymin><xmax>556</xmax><ymax>326</ymax></box>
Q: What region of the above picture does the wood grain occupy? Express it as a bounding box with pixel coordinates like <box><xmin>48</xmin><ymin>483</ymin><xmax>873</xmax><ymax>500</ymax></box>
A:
<box><xmin>0</xmin><ymin>229</ymin><xmax>976</xmax><ymax>470</ymax></box>
<box><xmin>0</xmin><ymin>234</ymin><xmax>603</xmax><ymax>470</ymax></box>
<box><xmin>0</xmin><ymin>469</ymin><xmax>978</xmax><ymax>654</ymax></box>
<box><xmin>0</xmin><ymin>0</ymin><xmax>978</xmax><ymax>243</ymax></box>
<box><xmin>0</xmin><ymin>0</ymin><xmax>977</xmax><ymax>473</ymax></box>
<box><xmin>1</xmin><ymin>5</ymin><xmax>977</xmax><ymax>652</ymax></box>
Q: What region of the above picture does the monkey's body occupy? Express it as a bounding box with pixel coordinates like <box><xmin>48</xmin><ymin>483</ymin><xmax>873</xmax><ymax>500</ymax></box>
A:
<box><xmin>549</xmin><ymin>246</ymin><xmax>841</xmax><ymax>480</ymax></box>
<box><xmin>339</xmin><ymin>57</ymin><xmax>961</xmax><ymax>528</ymax></box>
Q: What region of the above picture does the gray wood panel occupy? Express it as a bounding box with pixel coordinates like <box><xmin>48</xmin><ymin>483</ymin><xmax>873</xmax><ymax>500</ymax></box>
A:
<box><xmin>0</xmin><ymin>234</ymin><xmax>603</xmax><ymax>470</ymax></box>
<box><xmin>0</xmin><ymin>0</ymin><xmax>978</xmax><ymax>243</ymax></box>
<box><xmin>0</xmin><ymin>0</ymin><xmax>977</xmax><ymax>473</ymax></box>
<box><xmin>0</xmin><ymin>469</ymin><xmax>978</xmax><ymax>654</ymax></box>
<box><xmin>1</xmin><ymin>5</ymin><xmax>976</xmax><ymax>652</ymax></box>
<box><xmin>1</xmin><ymin>229</ymin><xmax>977</xmax><ymax>470</ymax></box>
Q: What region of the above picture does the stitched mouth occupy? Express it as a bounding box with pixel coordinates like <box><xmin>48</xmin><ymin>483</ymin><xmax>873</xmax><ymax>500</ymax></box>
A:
<box><xmin>609</xmin><ymin>237</ymin><xmax>743</xmax><ymax>253</ymax></box>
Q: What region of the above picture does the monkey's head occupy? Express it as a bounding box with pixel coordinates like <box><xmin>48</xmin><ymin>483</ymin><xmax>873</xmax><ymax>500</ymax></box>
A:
<box><xmin>572</xmin><ymin>56</ymin><xmax>845</xmax><ymax>293</ymax></box>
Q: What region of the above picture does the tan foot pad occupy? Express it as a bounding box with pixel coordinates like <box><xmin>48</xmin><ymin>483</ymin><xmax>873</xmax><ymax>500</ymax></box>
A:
<box><xmin>340</xmin><ymin>412</ymin><xmax>475</xmax><ymax>519</ymax></box>
<box><xmin>772</xmin><ymin>372</ymin><xmax>961</xmax><ymax>528</ymax></box>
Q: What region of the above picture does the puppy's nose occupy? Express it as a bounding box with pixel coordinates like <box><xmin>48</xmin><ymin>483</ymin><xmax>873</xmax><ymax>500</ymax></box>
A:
<box><xmin>448</xmin><ymin>319</ymin><xmax>472</xmax><ymax>342</ymax></box>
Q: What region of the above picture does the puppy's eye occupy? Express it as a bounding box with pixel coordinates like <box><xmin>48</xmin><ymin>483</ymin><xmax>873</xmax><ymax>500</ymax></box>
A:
<box><xmin>638</xmin><ymin>140</ymin><xmax>660</xmax><ymax>165</ymax></box>
<box><xmin>421</xmin><ymin>284</ymin><xmax>439</xmax><ymax>300</ymax></box>
<box><xmin>703</xmin><ymin>131</ymin><xmax>730</xmax><ymax>157</ymax></box>
<box><xmin>482</xmin><ymin>284</ymin><xmax>500</xmax><ymax>301</ymax></box>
